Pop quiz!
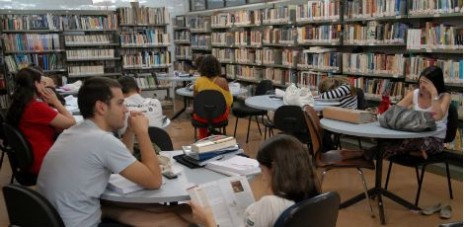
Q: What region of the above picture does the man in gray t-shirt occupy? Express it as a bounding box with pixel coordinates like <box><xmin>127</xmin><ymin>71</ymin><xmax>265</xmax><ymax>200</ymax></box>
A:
<box><xmin>37</xmin><ymin>77</ymin><xmax>163</xmax><ymax>227</ymax></box>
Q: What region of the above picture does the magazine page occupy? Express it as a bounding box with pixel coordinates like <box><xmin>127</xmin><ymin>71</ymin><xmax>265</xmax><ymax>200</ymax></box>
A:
<box><xmin>188</xmin><ymin>176</ymin><xmax>255</xmax><ymax>227</ymax></box>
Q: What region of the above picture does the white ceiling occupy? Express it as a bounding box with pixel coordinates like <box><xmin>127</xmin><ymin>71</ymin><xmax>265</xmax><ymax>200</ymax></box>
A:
<box><xmin>0</xmin><ymin>0</ymin><xmax>189</xmax><ymax>16</ymax></box>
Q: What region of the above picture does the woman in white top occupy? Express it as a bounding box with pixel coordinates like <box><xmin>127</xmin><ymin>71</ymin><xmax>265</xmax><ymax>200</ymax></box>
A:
<box><xmin>189</xmin><ymin>134</ymin><xmax>321</xmax><ymax>227</ymax></box>
<box><xmin>383</xmin><ymin>66</ymin><xmax>451</xmax><ymax>159</ymax></box>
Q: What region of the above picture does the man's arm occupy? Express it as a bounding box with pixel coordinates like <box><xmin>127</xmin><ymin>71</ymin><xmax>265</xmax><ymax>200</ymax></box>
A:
<box><xmin>119</xmin><ymin>113</ymin><xmax>162</xmax><ymax>189</ymax></box>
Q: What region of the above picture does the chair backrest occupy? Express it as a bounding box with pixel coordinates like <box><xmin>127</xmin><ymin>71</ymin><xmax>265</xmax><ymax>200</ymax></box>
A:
<box><xmin>3</xmin><ymin>122</ymin><xmax>37</xmax><ymax>185</ymax></box>
<box><xmin>193</xmin><ymin>90</ymin><xmax>228</xmax><ymax>132</ymax></box>
<box><xmin>148</xmin><ymin>127</ymin><xmax>174</xmax><ymax>151</ymax></box>
<box><xmin>444</xmin><ymin>104</ymin><xmax>459</xmax><ymax>143</ymax></box>
<box><xmin>273</xmin><ymin>105</ymin><xmax>310</xmax><ymax>143</ymax></box>
<box><xmin>3</xmin><ymin>123</ymin><xmax>33</xmax><ymax>170</ymax></box>
<box><xmin>303</xmin><ymin>105</ymin><xmax>323</xmax><ymax>156</ymax></box>
<box><xmin>356</xmin><ymin>88</ymin><xmax>366</xmax><ymax>110</ymax></box>
<box><xmin>0</xmin><ymin>111</ymin><xmax>8</xmax><ymax>149</ymax></box>
<box><xmin>274</xmin><ymin>191</ymin><xmax>341</xmax><ymax>227</ymax></box>
<box><xmin>3</xmin><ymin>184</ymin><xmax>65</xmax><ymax>227</ymax></box>
<box><xmin>255</xmin><ymin>80</ymin><xmax>274</xmax><ymax>96</ymax></box>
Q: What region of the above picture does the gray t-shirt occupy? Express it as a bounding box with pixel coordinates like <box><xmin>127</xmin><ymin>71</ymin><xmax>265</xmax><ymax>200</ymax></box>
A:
<box><xmin>37</xmin><ymin>120</ymin><xmax>136</xmax><ymax>227</ymax></box>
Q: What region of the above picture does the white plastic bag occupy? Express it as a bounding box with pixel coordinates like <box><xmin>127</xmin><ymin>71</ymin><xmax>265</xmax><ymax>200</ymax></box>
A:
<box><xmin>283</xmin><ymin>84</ymin><xmax>314</xmax><ymax>107</ymax></box>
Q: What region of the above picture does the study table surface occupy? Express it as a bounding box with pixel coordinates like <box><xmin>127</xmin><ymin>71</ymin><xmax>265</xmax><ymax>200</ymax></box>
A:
<box><xmin>245</xmin><ymin>95</ymin><xmax>340</xmax><ymax>111</ymax></box>
<box><xmin>175</xmin><ymin>87</ymin><xmax>248</xmax><ymax>98</ymax></box>
<box><xmin>319</xmin><ymin>119</ymin><xmax>444</xmax><ymax>224</ymax></box>
<box><xmin>100</xmin><ymin>151</ymin><xmax>227</xmax><ymax>203</ymax></box>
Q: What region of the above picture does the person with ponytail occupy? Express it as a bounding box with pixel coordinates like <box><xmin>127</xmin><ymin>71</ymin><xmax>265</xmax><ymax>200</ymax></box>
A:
<box><xmin>6</xmin><ymin>66</ymin><xmax>75</xmax><ymax>175</ymax></box>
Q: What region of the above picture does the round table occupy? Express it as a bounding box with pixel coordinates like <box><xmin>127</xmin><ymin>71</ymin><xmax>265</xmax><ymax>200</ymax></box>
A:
<box><xmin>319</xmin><ymin>118</ymin><xmax>445</xmax><ymax>224</ymax></box>
<box><xmin>101</xmin><ymin>151</ymin><xmax>227</xmax><ymax>203</ymax></box>
<box><xmin>175</xmin><ymin>87</ymin><xmax>248</xmax><ymax>98</ymax></box>
<box><xmin>245</xmin><ymin>95</ymin><xmax>340</xmax><ymax>111</ymax></box>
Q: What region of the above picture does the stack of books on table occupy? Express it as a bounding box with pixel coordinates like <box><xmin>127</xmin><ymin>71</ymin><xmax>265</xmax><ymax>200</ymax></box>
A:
<box><xmin>205</xmin><ymin>155</ymin><xmax>261</xmax><ymax>176</ymax></box>
<box><xmin>182</xmin><ymin>135</ymin><xmax>243</xmax><ymax>167</ymax></box>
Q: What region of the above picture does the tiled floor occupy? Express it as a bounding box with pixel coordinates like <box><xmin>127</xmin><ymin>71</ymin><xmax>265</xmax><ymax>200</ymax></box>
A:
<box><xmin>0</xmin><ymin>98</ymin><xmax>462</xmax><ymax>226</ymax></box>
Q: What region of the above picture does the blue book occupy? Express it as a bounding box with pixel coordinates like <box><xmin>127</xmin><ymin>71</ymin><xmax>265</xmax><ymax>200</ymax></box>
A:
<box><xmin>459</xmin><ymin>60</ymin><xmax>462</xmax><ymax>80</ymax></box>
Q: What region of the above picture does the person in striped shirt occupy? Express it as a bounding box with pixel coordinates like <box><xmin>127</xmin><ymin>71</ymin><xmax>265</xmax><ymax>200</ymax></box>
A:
<box><xmin>316</xmin><ymin>76</ymin><xmax>358</xmax><ymax>109</ymax></box>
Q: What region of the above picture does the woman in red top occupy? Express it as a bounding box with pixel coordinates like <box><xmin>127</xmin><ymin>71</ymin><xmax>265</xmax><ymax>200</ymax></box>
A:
<box><xmin>6</xmin><ymin>66</ymin><xmax>75</xmax><ymax>175</ymax></box>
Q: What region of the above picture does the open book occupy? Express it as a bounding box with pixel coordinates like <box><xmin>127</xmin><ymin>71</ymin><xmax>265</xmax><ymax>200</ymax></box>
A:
<box><xmin>187</xmin><ymin>176</ymin><xmax>255</xmax><ymax>227</ymax></box>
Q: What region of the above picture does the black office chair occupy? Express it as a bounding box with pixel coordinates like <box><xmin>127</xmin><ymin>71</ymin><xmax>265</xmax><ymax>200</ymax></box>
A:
<box><xmin>3</xmin><ymin>184</ymin><xmax>65</xmax><ymax>227</ymax></box>
<box><xmin>191</xmin><ymin>90</ymin><xmax>228</xmax><ymax>140</ymax></box>
<box><xmin>274</xmin><ymin>192</ymin><xmax>341</xmax><ymax>227</ymax></box>
<box><xmin>273</xmin><ymin>105</ymin><xmax>311</xmax><ymax>151</ymax></box>
<box><xmin>384</xmin><ymin>104</ymin><xmax>459</xmax><ymax>207</ymax></box>
<box><xmin>3</xmin><ymin>122</ymin><xmax>37</xmax><ymax>186</ymax></box>
<box><xmin>148</xmin><ymin>126</ymin><xmax>174</xmax><ymax>151</ymax></box>
<box><xmin>232</xmin><ymin>80</ymin><xmax>273</xmax><ymax>143</ymax></box>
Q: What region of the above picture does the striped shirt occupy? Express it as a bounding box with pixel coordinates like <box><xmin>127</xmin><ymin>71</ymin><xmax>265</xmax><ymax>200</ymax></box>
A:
<box><xmin>318</xmin><ymin>84</ymin><xmax>357</xmax><ymax>109</ymax></box>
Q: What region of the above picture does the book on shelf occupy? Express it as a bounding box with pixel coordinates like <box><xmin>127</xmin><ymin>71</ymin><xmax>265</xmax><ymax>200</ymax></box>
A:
<box><xmin>205</xmin><ymin>155</ymin><xmax>261</xmax><ymax>176</ymax></box>
<box><xmin>107</xmin><ymin>174</ymin><xmax>143</xmax><ymax>194</ymax></box>
<box><xmin>191</xmin><ymin>135</ymin><xmax>237</xmax><ymax>153</ymax></box>
<box><xmin>187</xmin><ymin>176</ymin><xmax>255</xmax><ymax>227</ymax></box>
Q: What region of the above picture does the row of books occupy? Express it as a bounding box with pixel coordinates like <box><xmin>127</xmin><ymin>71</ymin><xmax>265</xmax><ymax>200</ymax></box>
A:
<box><xmin>174</xmin><ymin>31</ymin><xmax>190</xmax><ymax>42</ymax></box>
<box><xmin>211</xmin><ymin>32</ymin><xmax>235</xmax><ymax>46</ymax></box>
<box><xmin>121</xmin><ymin>51</ymin><xmax>171</xmax><ymax>68</ymax></box>
<box><xmin>120</xmin><ymin>30</ymin><xmax>170</xmax><ymax>46</ymax></box>
<box><xmin>232</xmin><ymin>10</ymin><xmax>261</xmax><ymax>26</ymax></box>
<box><xmin>405</xmin><ymin>56</ymin><xmax>463</xmax><ymax>83</ymax></box>
<box><xmin>188</xmin><ymin>17</ymin><xmax>211</xmax><ymax>31</ymax></box>
<box><xmin>263</xmin><ymin>27</ymin><xmax>294</xmax><ymax>45</ymax></box>
<box><xmin>297</xmin><ymin>51</ymin><xmax>340</xmax><ymax>71</ymax></box>
<box><xmin>212</xmin><ymin>48</ymin><xmax>235</xmax><ymax>63</ymax></box>
<box><xmin>225</xmin><ymin>64</ymin><xmax>264</xmax><ymax>81</ymax></box>
<box><xmin>348</xmin><ymin>77</ymin><xmax>404</xmax><ymax>102</ymax></box>
<box><xmin>68</xmin><ymin>65</ymin><xmax>104</xmax><ymax>76</ymax></box>
<box><xmin>344</xmin><ymin>0</ymin><xmax>408</xmax><ymax>18</ymax></box>
<box><xmin>1</xmin><ymin>14</ymin><xmax>62</xmax><ymax>30</ymax></box>
<box><xmin>3</xmin><ymin>34</ymin><xmax>61</xmax><ymax>52</ymax></box>
<box><xmin>296</xmin><ymin>0</ymin><xmax>341</xmax><ymax>22</ymax></box>
<box><xmin>261</xmin><ymin>48</ymin><xmax>283</xmax><ymax>65</ymax></box>
<box><xmin>66</xmin><ymin>49</ymin><xmax>115</xmax><ymax>60</ymax></box>
<box><xmin>343</xmin><ymin>22</ymin><xmax>408</xmax><ymax>45</ymax></box>
<box><xmin>5</xmin><ymin>54</ymin><xmax>63</xmax><ymax>72</ymax></box>
<box><xmin>295</xmin><ymin>71</ymin><xmax>329</xmax><ymax>90</ymax></box>
<box><xmin>211</xmin><ymin>13</ymin><xmax>233</xmax><ymax>28</ymax></box>
<box><xmin>297</xmin><ymin>25</ymin><xmax>341</xmax><ymax>44</ymax></box>
<box><xmin>265</xmin><ymin>68</ymin><xmax>291</xmax><ymax>86</ymax></box>
<box><xmin>174</xmin><ymin>61</ymin><xmax>192</xmax><ymax>72</ymax></box>
<box><xmin>118</xmin><ymin>6</ymin><xmax>170</xmax><ymax>25</ymax></box>
<box><xmin>342</xmin><ymin>53</ymin><xmax>405</xmax><ymax>77</ymax></box>
<box><xmin>406</xmin><ymin>25</ymin><xmax>463</xmax><ymax>50</ymax></box>
<box><xmin>191</xmin><ymin>35</ymin><xmax>211</xmax><ymax>48</ymax></box>
<box><xmin>65</xmin><ymin>34</ymin><xmax>113</xmax><ymax>45</ymax></box>
<box><xmin>62</xmin><ymin>14</ymin><xmax>118</xmax><ymax>30</ymax></box>
<box><xmin>134</xmin><ymin>76</ymin><xmax>164</xmax><ymax>89</ymax></box>
<box><xmin>262</xmin><ymin>6</ymin><xmax>296</xmax><ymax>24</ymax></box>
<box><xmin>234</xmin><ymin>48</ymin><xmax>257</xmax><ymax>64</ymax></box>
<box><xmin>175</xmin><ymin>46</ymin><xmax>192</xmax><ymax>58</ymax></box>
<box><xmin>409</xmin><ymin>0</ymin><xmax>463</xmax><ymax>15</ymax></box>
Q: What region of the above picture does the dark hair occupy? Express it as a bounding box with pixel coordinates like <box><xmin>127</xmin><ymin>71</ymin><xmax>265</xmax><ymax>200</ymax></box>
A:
<box><xmin>419</xmin><ymin>66</ymin><xmax>446</xmax><ymax>94</ymax></box>
<box><xmin>6</xmin><ymin>66</ymin><xmax>44</xmax><ymax>127</ymax></box>
<box><xmin>256</xmin><ymin>134</ymin><xmax>321</xmax><ymax>202</ymax></box>
<box><xmin>193</xmin><ymin>55</ymin><xmax>204</xmax><ymax>70</ymax></box>
<box><xmin>118</xmin><ymin>76</ymin><xmax>139</xmax><ymax>94</ymax></box>
<box><xmin>197</xmin><ymin>55</ymin><xmax>221</xmax><ymax>78</ymax></box>
<box><xmin>78</xmin><ymin>77</ymin><xmax>121</xmax><ymax>119</ymax></box>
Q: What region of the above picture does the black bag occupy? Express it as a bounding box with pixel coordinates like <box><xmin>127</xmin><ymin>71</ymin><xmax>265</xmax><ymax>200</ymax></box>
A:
<box><xmin>379</xmin><ymin>105</ymin><xmax>436</xmax><ymax>132</ymax></box>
